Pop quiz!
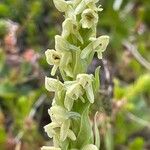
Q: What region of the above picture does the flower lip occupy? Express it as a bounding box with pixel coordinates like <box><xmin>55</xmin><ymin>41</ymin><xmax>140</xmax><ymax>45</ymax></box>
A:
<box><xmin>52</xmin><ymin>53</ymin><xmax>61</xmax><ymax>64</ymax></box>
<box><xmin>85</xmin><ymin>13</ymin><xmax>94</xmax><ymax>21</ymax></box>
<box><xmin>80</xmin><ymin>9</ymin><xmax>98</xmax><ymax>28</ymax></box>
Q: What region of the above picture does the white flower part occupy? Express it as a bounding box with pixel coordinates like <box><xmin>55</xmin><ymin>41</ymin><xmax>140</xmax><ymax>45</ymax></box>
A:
<box><xmin>94</xmin><ymin>35</ymin><xmax>109</xmax><ymax>59</ymax></box>
<box><xmin>41</xmin><ymin>146</ymin><xmax>61</xmax><ymax>150</ymax></box>
<box><xmin>55</xmin><ymin>35</ymin><xmax>80</xmax><ymax>52</ymax></box>
<box><xmin>48</xmin><ymin>106</ymin><xmax>69</xmax><ymax>123</ymax></box>
<box><xmin>76</xmin><ymin>74</ymin><xmax>94</xmax><ymax>103</ymax></box>
<box><xmin>53</xmin><ymin>0</ymin><xmax>68</xmax><ymax>12</ymax></box>
<box><xmin>45</xmin><ymin>49</ymin><xmax>62</xmax><ymax>76</ymax></box>
<box><xmin>44</xmin><ymin>122</ymin><xmax>60</xmax><ymax>138</ymax></box>
<box><xmin>80</xmin><ymin>9</ymin><xmax>98</xmax><ymax>29</ymax></box>
<box><xmin>82</xmin><ymin>144</ymin><xmax>98</xmax><ymax>150</ymax></box>
<box><xmin>67</xmin><ymin>129</ymin><xmax>77</xmax><ymax>141</ymax></box>
<box><xmin>62</xmin><ymin>18</ymin><xmax>83</xmax><ymax>44</ymax></box>
<box><xmin>64</xmin><ymin>96</ymin><xmax>74</xmax><ymax>111</ymax></box>
<box><xmin>45</xmin><ymin>49</ymin><xmax>61</xmax><ymax>66</ymax></box>
<box><xmin>60</xmin><ymin>119</ymin><xmax>70</xmax><ymax>141</ymax></box>
<box><xmin>45</xmin><ymin>77</ymin><xmax>64</xmax><ymax>92</ymax></box>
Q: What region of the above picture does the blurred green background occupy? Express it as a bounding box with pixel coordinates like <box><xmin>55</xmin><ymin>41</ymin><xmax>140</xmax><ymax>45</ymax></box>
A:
<box><xmin>0</xmin><ymin>0</ymin><xmax>150</xmax><ymax>150</ymax></box>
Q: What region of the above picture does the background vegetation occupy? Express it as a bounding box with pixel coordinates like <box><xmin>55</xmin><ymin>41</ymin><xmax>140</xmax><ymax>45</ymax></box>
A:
<box><xmin>0</xmin><ymin>0</ymin><xmax>150</xmax><ymax>149</ymax></box>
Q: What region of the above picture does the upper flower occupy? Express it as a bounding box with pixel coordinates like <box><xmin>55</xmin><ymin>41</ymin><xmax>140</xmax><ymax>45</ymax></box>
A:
<box><xmin>45</xmin><ymin>49</ymin><xmax>62</xmax><ymax>76</ymax></box>
<box><xmin>80</xmin><ymin>9</ymin><xmax>98</xmax><ymax>29</ymax></box>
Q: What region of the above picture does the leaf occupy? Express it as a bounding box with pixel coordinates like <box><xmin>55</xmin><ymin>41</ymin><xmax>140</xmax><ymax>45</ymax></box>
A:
<box><xmin>76</xmin><ymin>103</ymin><xmax>93</xmax><ymax>148</ymax></box>
<box><xmin>129</xmin><ymin>137</ymin><xmax>144</xmax><ymax>150</ymax></box>
<box><xmin>93</xmin><ymin>66</ymin><xmax>100</xmax><ymax>93</ymax></box>
<box><xmin>94</xmin><ymin>112</ymin><xmax>100</xmax><ymax>149</ymax></box>
<box><xmin>104</xmin><ymin>125</ymin><xmax>113</xmax><ymax>150</ymax></box>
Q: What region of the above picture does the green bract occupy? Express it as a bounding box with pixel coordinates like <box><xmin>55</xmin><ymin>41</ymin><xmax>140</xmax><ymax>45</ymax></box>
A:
<box><xmin>42</xmin><ymin>0</ymin><xmax>109</xmax><ymax>149</ymax></box>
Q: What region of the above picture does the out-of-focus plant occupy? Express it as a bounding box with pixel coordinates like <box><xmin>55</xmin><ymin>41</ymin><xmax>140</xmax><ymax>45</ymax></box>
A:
<box><xmin>43</xmin><ymin>0</ymin><xmax>109</xmax><ymax>150</ymax></box>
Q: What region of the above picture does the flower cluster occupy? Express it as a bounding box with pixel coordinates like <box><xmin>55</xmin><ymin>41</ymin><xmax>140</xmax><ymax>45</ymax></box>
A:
<box><xmin>43</xmin><ymin>0</ymin><xmax>109</xmax><ymax>150</ymax></box>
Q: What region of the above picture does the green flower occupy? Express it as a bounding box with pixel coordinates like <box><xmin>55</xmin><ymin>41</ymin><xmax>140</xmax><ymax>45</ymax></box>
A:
<box><xmin>45</xmin><ymin>77</ymin><xmax>64</xmax><ymax>92</ymax></box>
<box><xmin>80</xmin><ymin>9</ymin><xmax>98</xmax><ymax>29</ymax></box>
<box><xmin>45</xmin><ymin>106</ymin><xmax>77</xmax><ymax>142</ymax></box>
<box><xmin>44</xmin><ymin>122</ymin><xmax>60</xmax><ymax>138</ymax></box>
<box><xmin>45</xmin><ymin>49</ymin><xmax>62</xmax><ymax>76</ymax></box>
<box><xmin>77</xmin><ymin>74</ymin><xmax>94</xmax><ymax>103</ymax></box>
<box><xmin>59</xmin><ymin>119</ymin><xmax>76</xmax><ymax>141</ymax></box>
<box><xmin>62</xmin><ymin>18</ymin><xmax>83</xmax><ymax>44</ymax></box>
<box><xmin>55</xmin><ymin>35</ymin><xmax>80</xmax><ymax>52</ymax></box>
<box><xmin>81</xmin><ymin>35</ymin><xmax>109</xmax><ymax>59</ymax></box>
<box><xmin>64</xmin><ymin>81</ymin><xmax>84</xmax><ymax>110</ymax></box>
<box><xmin>94</xmin><ymin>35</ymin><xmax>109</xmax><ymax>59</ymax></box>
<box><xmin>48</xmin><ymin>105</ymin><xmax>69</xmax><ymax>123</ymax></box>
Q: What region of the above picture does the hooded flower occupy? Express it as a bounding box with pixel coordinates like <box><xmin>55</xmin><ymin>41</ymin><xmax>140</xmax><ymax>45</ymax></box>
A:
<box><xmin>45</xmin><ymin>105</ymin><xmax>78</xmax><ymax>142</ymax></box>
<box><xmin>77</xmin><ymin>74</ymin><xmax>94</xmax><ymax>103</ymax></box>
<box><xmin>44</xmin><ymin>122</ymin><xmax>60</xmax><ymax>138</ymax></box>
<box><xmin>48</xmin><ymin>105</ymin><xmax>69</xmax><ymax>123</ymax></box>
<box><xmin>45</xmin><ymin>77</ymin><xmax>64</xmax><ymax>92</ymax></box>
<box><xmin>94</xmin><ymin>35</ymin><xmax>109</xmax><ymax>59</ymax></box>
<box><xmin>64</xmin><ymin>81</ymin><xmax>84</xmax><ymax>110</ymax></box>
<box><xmin>62</xmin><ymin>18</ymin><xmax>83</xmax><ymax>44</ymax></box>
<box><xmin>80</xmin><ymin>9</ymin><xmax>98</xmax><ymax>29</ymax></box>
<box><xmin>59</xmin><ymin>119</ymin><xmax>76</xmax><ymax>141</ymax></box>
<box><xmin>81</xmin><ymin>35</ymin><xmax>109</xmax><ymax>59</ymax></box>
<box><xmin>45</xmin><ymin>49</ymin><xmax>62</xmax><ymax>76</ymax></box>
<box><xmin>55</xmin><ymin>35</ymin><xmax>80</xmax><ymax>52</ymax></box>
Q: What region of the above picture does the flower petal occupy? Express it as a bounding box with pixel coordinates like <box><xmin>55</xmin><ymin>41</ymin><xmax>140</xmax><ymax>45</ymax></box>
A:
<box><xmin>53</xmin><ymin>0</ymin><xmax>68</xmax><ymax>12</ymax></box>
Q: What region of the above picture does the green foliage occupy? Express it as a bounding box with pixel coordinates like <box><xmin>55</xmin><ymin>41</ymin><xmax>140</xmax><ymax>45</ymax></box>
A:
<box><xmin>129</xmin><ymin>137</ymin><xmax>144</xmax><ymax>150</ymax></box>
